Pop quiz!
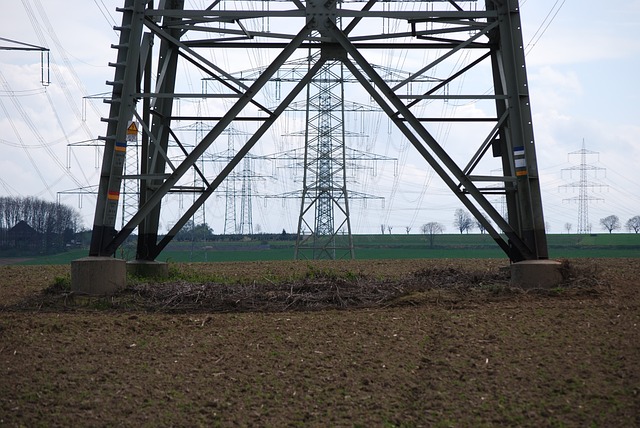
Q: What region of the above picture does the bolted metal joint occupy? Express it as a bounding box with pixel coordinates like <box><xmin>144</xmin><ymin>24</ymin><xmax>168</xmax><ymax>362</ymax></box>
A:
<box><xmin>306</xmin><ymin>0</ymin><xmax>337</xmax><ymax>35</ymax></box>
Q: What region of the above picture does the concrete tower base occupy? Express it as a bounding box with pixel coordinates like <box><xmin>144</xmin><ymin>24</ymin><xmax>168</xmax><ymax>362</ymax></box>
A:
<box><xmin>71</xmin><ymin>257</ymin><xmax>126</xmax><ymax>296</ymax></box>
<box><xmin>127</xmin><ymin>260</ymin><xmax>169</xmax><ymax>279</ymax></box>
<box><xmin>510</xmin><ymin>260</ymin><xmax>563</xmax><ymax>289</ymax></box>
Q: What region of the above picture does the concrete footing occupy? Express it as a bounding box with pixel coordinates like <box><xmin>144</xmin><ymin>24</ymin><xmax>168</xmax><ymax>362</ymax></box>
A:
<box><xmin>126</xmin><ymin>260</ymin><xmax>169</xmax><ymax>279</ymax></box>
<box><xmin>71</xmin><ymin>257</ymin><xmax>126</xmax><ymax>296</ymax></box>
<box><xmin>510</xmin><ymin>260</ymin><xmax>563</xmax><ymax>289</ymax></box>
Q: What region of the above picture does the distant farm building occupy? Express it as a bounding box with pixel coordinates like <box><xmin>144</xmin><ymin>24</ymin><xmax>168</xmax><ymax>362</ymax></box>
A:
<box><xmin>6</xmin><ymin>220</ymin><xmax>41</xmax><ymax>251</ymax></box>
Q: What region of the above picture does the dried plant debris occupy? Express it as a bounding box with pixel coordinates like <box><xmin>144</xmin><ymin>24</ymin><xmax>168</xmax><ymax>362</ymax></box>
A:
<box><xmin>410</xmin><ymin>266</ymin><xmax>510</xmax><ymax>288</ymax></box>
<box><xmin>7</xmin><ymin>259</ymin><xmax>608</xmax><ymax>314</ymax></box>
<box><xmin>128</xmin><ymin>278</ymin><xmax>403</xmax><ymax>313</ymax></box>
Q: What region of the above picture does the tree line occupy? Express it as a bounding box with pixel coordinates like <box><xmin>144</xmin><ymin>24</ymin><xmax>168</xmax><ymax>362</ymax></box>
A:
<box><xmin>172</xmin><ymin>221</ymin><xmax>296</xmax><ymax>242</ymax></box>
<box><xmin>0</xmin><ymin>196</ymin><xmax>82</xmax><ymax>254</ymax></box>
<box><xmin>596</xmin><ymin>215</ymin><xmax>640</xmax><ymax>234</ymax></box>
<box><xmin>413</xmin><ymin>209</ymin><xmax>640</xmax><ymax>249</ymax></box>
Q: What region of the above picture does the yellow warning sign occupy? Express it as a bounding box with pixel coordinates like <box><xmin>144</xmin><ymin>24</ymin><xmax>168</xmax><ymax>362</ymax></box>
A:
<box><xmin>126</xmin><ymin>121</ymin><xmax>138</xmax><ymax>142</ymax></box>
<box><xmin>127</xmin><ymin>121</ymin><xmax>138</xmax><ymax>134</ymax></box>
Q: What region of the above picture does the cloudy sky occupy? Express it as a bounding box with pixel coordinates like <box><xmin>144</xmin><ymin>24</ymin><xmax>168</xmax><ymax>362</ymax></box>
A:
<box><xmin>2</xmin><ymin>0</ymin><xmax>639</xmax><ymax>236</ymax></box>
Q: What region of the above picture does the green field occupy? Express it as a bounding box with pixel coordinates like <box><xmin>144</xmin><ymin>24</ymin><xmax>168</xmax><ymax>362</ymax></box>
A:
<box><xmin>8</xmin><ymin>233</ymin><xmax>639</xmax><ymax>265</ymax></box>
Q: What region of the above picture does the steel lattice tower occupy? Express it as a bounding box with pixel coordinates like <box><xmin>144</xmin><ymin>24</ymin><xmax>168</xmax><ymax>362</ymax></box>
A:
<box><xmin>238</xmin><ymin>156</ymin><xmax>254</xmax><ymax>235</ymax></box>
<box><xmin>121</xmin><ymin>135</ymin><xmax>139</xmax><ymax>228</ymax></box>
<box><xmin>560</xmin><ymin>141</ymin><xmax>606</xmax><ymax>234</ymax></box>
<box><xmin>295</xmin><ymin>61</ymin><xmax>352</xmax><ymax>259</ymax></box>
<box><xmin>190</xmin><ymin>115</ymin><xmax>207</xmax><ymax>239</ymax></box>
<box><xmin>88</xmin><ymin>0</ymin><xmax>549</xmax><ymax>263</ymax></box>
<box><xmin>223</xmin><ymin>130</ymin><xmax>238</xmax><ymax>235</ymax></box>
<box><xmin>195</xmin><ymin>126</ymin><xmax>253</xmax><ymax>236</ymax></box>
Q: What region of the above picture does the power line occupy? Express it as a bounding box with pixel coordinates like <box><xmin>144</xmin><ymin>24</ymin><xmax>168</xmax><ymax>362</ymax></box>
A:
<box><xmin>524</xmin><ymin>0</ymin><xmax>567</xmax><ymax>55</ymax></box>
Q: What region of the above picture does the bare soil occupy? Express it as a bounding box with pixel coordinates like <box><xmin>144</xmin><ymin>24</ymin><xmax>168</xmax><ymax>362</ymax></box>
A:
<box><xmin>1</xmin><ymin>258</ymin><xmax>638</xmax><ymax>427</ymax></box>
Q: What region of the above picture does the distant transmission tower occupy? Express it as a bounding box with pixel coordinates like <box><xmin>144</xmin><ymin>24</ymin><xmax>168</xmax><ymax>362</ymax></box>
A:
<box><xmin>265</xmin><ymin>81</ymin><xmax>391</xmax><ymax>259</ymax></box>
<box><xmin>122</xmin><ymin>122</ymin><xmax>140</xmax><ymax>228</ymax></box>
<box><xmin>560</xmin><ymin>140</ymin><xmax>607</xmax><ymax>234</ymax></box>
<box><xmin>174</xmin><ymin>113</ymin><xmax>208</xmax><ymax>238</ymax></box>
<box><xmin>293</xmin><ymin>61</ymin><xmax>351</xmax><ymax>259</ymax></box>
<box><xmin>238</xmin><ymin>156</ymin><xmax>255</xmax><ymax>235</ymax></box>
<box><xmin>223</xmin><ymin>130</ymin><xmax>238</xmax><ymax>235</ymax></box>
<box><xmin>190</xmin><ymin>111</ymin><xmax>207</xmax><ymax>239</ymax></box>
<box><xmin>216</xmin><ymin>127</ymin><xmax>260</xmax><ymax>236</ymax></box>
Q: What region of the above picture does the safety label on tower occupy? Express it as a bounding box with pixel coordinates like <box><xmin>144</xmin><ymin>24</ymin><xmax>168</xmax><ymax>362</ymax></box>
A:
<box><xmin>126</xmin><ymin>121</ymin><xmax>138</xmax><ymax>143</ymax></box>
<box><xmin>513</xmin><ymin>146</ymin><xmax>527</xmax><ymax>176</ymax></box>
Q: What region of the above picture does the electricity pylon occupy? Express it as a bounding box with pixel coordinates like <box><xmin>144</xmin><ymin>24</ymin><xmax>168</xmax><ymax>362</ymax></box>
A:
<box><xmin>89</xmin><ymin>0</ymin><xmax>549</xmax><ymax>263</ymax></box>
<box><xmin>560</xmin><ymin>141</ymin><xmax>606</xmax><ymax>234</ymax></box>
<box><xmin>294</xmin><ymin>61</ymin><xmax>351</xmax><ymax>259</ymax></box>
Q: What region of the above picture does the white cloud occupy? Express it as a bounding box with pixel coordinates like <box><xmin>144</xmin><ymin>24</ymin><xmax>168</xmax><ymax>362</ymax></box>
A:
<box><xmin>526</xmin><ymin>30</ymin><xmax>640</xmax><ymax>66</ymax></box>
<box><xmin>530</xmin><ymin>66</ymin><xmax>582</xmax><ymax>97</ymax></box>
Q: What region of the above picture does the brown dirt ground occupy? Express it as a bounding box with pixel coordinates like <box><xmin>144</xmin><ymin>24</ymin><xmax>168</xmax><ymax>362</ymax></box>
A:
<box><xmin>0</xmin><ymin>258</ymin><xmax>638</xmax><ymax>427</ymax></box>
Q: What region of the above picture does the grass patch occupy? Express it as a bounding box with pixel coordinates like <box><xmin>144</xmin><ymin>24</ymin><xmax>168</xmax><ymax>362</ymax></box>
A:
<box><xmin>44</xmin><ymin>275</ymin><xmax>71</xmax><ymax>294</ymax></box>
<box><xmin>5</xmin><ymin>233</ymin><xmax>639</xmax><ymax>266</ymax></box>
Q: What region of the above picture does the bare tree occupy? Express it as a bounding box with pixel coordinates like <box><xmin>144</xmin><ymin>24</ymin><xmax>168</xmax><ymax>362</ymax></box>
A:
<box><xmin>405</xmin><ymin>226</ymin><xmax>411</xmax><ymax>234</ymax></box>
<box><xmin>380</xmin><ymin>224</ymin><xmax>385</xmax><ymax>234</ymax></box>
<box><xmin>564</xmin><ymin>222</ymin><xmax>572</xmax><ymax>234</ymax></box>
<box><xmin>453</xmin><ymin>209</ymin><xmax>474</xmax><ymax>234</ymax></box>
<box><xmin>387</xmin><ymin>225</ymin><xmax>393</xmax><ymax>234</ymax></box>
<box><xmin>0</xmin><ymin>196</ymin><xmax>81</xmax><ymax>252</ymax></box>
<box><xmin>421</xmin><ymin>222</ymin><xmax>445</xmax><ymax>248</ymax></box>
<box><xmin>475</xmin><ymin>217</ymin><xmax>490</xmax><ymax>234</ymax></box>
<box><xmin>599</xmin><ymin>215</ymin><xmax>620</xmax><ymax>234</ymax></box>
<box><xmin>626</xmin><ymin>216</ymin><xmax>640</xmax><ymax>233</ymax></box>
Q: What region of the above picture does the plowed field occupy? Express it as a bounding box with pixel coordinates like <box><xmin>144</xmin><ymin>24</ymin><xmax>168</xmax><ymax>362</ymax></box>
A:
<box><xmin>1</xmin><ymin>258</ymin><xmax>638</xmax><ymax>427</ymax></box>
